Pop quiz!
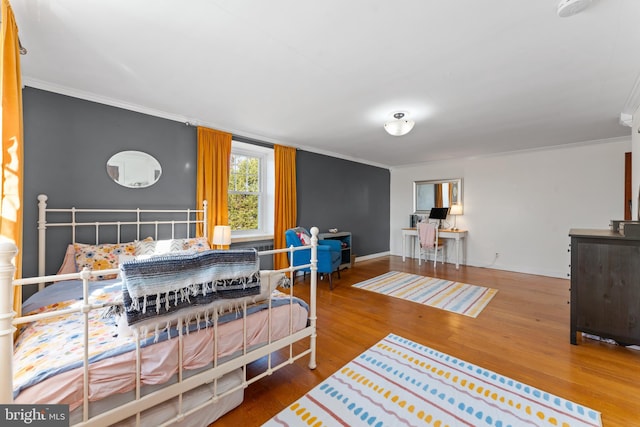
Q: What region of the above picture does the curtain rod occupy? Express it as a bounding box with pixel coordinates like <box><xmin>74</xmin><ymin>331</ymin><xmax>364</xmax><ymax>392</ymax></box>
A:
<box><xmin>183</xmin><ymin>123</ymin><xmax>280</xmax><ymax>149</ymax></box>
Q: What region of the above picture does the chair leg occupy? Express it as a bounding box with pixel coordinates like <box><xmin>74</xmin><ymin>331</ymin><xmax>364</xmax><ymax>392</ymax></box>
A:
<box><xmin>337</xmin><ymin>267</ymin><xmax>340</xmax><ymax>279</ymax></box>
<box><xmin>328</xmin><ymin>272</ymin><xmax>333</xmax><ymax>290</ymax></box>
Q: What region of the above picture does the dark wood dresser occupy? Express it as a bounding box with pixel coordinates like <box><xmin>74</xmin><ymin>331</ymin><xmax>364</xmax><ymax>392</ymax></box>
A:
<box><xmin>569</xmin><ymin>229</ymin><xmax>640</xmax><ymax>345</ymax></box>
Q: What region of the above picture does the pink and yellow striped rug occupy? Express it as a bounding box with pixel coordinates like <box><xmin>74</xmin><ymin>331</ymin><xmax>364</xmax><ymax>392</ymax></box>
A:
<box><xmin>264</xmin><ymin>334</ymin><xmax>602</xmax><ymax>427</ymax></box>
<box><xmin>352</xmin><ymin>271</ymin><xmax>497</xmax><ymax>318</ymax></box>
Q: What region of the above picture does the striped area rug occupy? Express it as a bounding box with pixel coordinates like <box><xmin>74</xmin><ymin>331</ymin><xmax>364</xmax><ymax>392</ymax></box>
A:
<box><xmin>264</xmin><ymin>333</ymin><xmax>602</xmax><ymax>427</ymax></box>
<box><xmin>352</xmin><ymin>271</ymin><xmax>497</xmax><ymax>318</ymax></box>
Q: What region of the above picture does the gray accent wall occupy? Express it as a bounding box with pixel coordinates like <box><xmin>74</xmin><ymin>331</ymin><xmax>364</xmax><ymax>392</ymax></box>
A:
<box><xmin>296</xmin><ymin>151</ymin><xmax>390</xmax><ymax>259</ymax></box>
<box><xmin>22</xmin><ymin>87</ymin><xmax>390</xmax><ymax>286</ymax></box>
<box><xmin>23</xmin><ymin>88</ymin><xmax>197</xmax><ymax>280</ymax></box>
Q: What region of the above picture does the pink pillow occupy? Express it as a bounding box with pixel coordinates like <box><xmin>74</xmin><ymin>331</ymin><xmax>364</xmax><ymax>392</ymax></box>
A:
<box><xmin>57</xmin><ymin>244</ymin><xmax>84</xmax><ymax>275</ymax></box>
<box><xmin>297</xmin><ymin>232</ymin><xmax>311</xmax><ymax>245</ymax></box>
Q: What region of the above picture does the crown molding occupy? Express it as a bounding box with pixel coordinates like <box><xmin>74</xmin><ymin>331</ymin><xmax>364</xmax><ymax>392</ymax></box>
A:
<box><xmin>620</xmin><ymin>113</ymin><xmax>633</xmax><ymax>127</ymax></box>
<box><xmin>22</xmin><ymin>77</ymin><xmax>390</xmax><ymax>170</ymax></box>
<box><xmin>622</xmin><ymin>71</ymin><xmax>640</xmax><ymax>117</ymax></box>
<box><xmin>23</xmin><ymin>77</ymin><xmax>199</xmax><ymax>125</ymax></box>
<box><xmin>392</xmin><ymin>136</ymin><xmax>631</xmax><ymax>170</ymax></box>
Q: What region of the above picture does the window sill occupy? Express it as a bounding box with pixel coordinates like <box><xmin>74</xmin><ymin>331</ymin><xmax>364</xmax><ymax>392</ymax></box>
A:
<box><xmin>231</xmin><ymin>234</ymin><xmax>274</xmax><ymax>243</ymax></box>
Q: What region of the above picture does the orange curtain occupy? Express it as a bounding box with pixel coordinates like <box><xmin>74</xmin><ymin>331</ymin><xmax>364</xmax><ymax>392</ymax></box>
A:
<box><xmin>196</xmin><ymin>127</ymin><xmax>231</xmax><ymax>245</ymax></box>
<box><xmin>273</xmin><ymin>145</ymin><xmax>297</xmax><ymax>270</ymax></box>
<box><xmin>434</xmin><ymin>184</ymin><xmax>443</xmax><ymax>208</ymax></box>
<box><xmin>1</xmin><ymin>0</ymin><xmax>24</xmax><ymax>318</ymax></box>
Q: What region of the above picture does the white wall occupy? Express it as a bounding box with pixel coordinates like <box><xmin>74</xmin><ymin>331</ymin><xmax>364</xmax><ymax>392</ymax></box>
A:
<box><xmin>390</xmin><ymin>138</ymin><xmax>631</xmax><ymax>278</ymax></box>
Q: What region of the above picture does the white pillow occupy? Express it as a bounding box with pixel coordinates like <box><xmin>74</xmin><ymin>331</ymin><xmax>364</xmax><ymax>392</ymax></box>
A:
<box><xmin>257</xmin><ymin>270</ymin><xmax>288</xmax><ymax>300</ymax></box>
<box><xmin>135</xmin><ymin>237</ymin><xmax>210</xmax><ymax>255</ymax></box>
<box><xmin>116</xmin><ymin>313</ymin><xmax>133</xmax><ymax>337</ymax></box>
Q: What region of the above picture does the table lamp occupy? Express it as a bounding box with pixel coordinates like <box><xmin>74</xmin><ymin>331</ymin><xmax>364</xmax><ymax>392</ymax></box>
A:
<box><xmin>449</xmin><ymin>204</ymin><xmax>463</xmax><ymax>231</ymax></box>
<box><xmin>212</xmin><ymin>225</ymin><xmax>231</xmax><ymax>249</ymax></box>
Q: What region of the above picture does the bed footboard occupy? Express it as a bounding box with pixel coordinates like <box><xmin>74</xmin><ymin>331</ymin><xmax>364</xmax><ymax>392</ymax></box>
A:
<box><xmin>0</xmin><ymin>242</ymin><xmax>18</xmax><ymax>404</ymax></box>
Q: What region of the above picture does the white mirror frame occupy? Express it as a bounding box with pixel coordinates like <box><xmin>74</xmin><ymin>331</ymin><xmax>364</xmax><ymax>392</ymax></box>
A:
<box><xmin>106</xmin><ymin>150</ymin><xmax>162</xmax><ymax>189</ymax></box>
<box><xmin>413</xmin><ymin>178</ymin><xmax>463</xmax><ymax>213</ymax></box>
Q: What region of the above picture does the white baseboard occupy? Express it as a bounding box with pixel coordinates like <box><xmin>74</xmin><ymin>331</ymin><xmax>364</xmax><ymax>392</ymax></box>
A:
<box><xmin>354</xmin><ymin>252</ymin><xmax>390</xmax><ymax>262</ymax></box>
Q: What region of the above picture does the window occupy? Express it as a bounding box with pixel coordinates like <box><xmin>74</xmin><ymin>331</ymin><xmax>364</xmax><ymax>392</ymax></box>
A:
<box><xmin>228</xmin><ymin>141</ymin><xmax>274</xmax><ymax>238</ymax></box>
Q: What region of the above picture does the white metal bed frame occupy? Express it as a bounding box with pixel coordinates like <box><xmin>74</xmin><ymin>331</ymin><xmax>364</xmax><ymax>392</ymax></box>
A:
<box><xmin>0</xmin><ymin>195</ymin><xmax>318</xmax><ymax>426</ymax></box>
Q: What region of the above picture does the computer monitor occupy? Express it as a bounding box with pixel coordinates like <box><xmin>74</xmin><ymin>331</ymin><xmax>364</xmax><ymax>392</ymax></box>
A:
<box><xmin>428</xmin><ymin>207</ymin><xmax>449</xmax><ymax>220</ymax></box>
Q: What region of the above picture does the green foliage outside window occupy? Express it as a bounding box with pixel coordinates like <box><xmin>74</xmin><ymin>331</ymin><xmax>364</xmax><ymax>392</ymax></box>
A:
<box><xmin>228</xmin><ymin>154</ymin><xmax>260</xmax><ymax>231</ymax></box>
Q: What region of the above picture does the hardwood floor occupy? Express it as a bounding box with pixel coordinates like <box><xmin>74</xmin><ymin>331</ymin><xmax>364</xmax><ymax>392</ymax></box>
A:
<box><xmin>214</xmin><ymin>256</ymin><xmax>640</xmax><ymax>426</ymax></box>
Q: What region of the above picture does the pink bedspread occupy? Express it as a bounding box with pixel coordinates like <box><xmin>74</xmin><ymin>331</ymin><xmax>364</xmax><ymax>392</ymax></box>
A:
<box><xmin>15</xmin><ymin>298</ymin><xmax>307</xmax><ymax>410</ymax></box>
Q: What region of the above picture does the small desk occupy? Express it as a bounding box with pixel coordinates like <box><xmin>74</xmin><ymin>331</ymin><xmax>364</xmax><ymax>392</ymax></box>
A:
<box><xmin>402</xmin><ymin>228</ymin><xmax>468</xmax><ymax>269</ymax></box>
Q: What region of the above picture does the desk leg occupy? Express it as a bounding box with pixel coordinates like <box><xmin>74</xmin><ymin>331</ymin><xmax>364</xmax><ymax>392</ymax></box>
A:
<box><xmin>455</xmin><ymin>237</ymin><xmax>460</xmax><ymax>270</ymax></box>
<box><xmin>402</xmin><ymin>234</ymin><xmax>406</xmax><ymax>262</ymax></box>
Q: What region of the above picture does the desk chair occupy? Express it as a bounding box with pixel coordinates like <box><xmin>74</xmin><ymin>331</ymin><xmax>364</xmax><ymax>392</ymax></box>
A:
<box><xmin>417</xmin><ymin>221</ymin><xmax>445</xmax><ymax>267</ymax></box>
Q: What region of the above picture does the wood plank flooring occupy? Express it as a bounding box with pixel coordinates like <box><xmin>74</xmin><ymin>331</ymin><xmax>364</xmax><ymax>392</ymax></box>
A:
<box><xmin>213</xmin><ymin>256</ymin><xmax>640</xmax><ymax>426</ymax></box>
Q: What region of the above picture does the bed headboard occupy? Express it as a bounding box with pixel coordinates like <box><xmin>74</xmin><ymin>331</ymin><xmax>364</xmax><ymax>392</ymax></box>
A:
<box><xmin>37</xmin><ymin>194</ymin><xmax>208</xmax><ymax>281</ymax></box>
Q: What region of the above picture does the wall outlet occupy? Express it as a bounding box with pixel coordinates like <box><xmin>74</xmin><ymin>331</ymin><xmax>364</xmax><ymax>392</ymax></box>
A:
<box><xmin>495</xmin><ymin>252</ymin><xmax>500</xmax><ymax>259</ymax></box>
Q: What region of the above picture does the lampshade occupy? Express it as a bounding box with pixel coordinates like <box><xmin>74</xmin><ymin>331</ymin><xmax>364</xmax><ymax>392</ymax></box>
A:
<box><xmin>212</xmin><ymin>225</ymin><xmax>231</xmax><ymax>246</ymax></box>
<box><xmin>449</xmin><ymin>204</ymin><xmax>463</xmax><ymax>216</ymax></box>
<box><xmin>384</xmin><ymin>112</ymin><xmax>415</xmax><ymax>136</ymax></box>
<box><xmin>449</xmin><ymin>204</ymin><xmax>463</xmax><ymax>230</ymax></box>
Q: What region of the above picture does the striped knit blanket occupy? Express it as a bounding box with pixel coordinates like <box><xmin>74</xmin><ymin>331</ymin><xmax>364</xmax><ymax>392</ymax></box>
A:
<box><xmin>120</xmin><ymin>249</ymin><xmax>260</xmax><ymax>325</ymax></box>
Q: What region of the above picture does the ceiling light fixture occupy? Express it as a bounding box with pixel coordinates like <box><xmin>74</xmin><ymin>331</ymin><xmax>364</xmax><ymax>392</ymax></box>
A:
<box><xmin>384</xmin><ymin>112</ymin><xmax>415</xmax><ymax>136</ymax></box>
<box><xmin>557</xmin><ymin>0</ymin><xmax>592</xmax><ymax>18</ymax></box>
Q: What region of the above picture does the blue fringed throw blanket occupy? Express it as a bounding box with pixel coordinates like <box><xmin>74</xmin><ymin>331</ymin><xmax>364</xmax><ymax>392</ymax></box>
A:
<box><xmin>120</xmin><ymin>249</ymin><xmax>260</xmax><ymax>325</ymax></box>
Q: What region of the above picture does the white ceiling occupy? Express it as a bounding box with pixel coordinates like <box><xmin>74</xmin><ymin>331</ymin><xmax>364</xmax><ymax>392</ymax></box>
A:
<box><xmin>11</xmin><ymin>0</ymin><xmax>640</xmax><ymax>167</ymax></box>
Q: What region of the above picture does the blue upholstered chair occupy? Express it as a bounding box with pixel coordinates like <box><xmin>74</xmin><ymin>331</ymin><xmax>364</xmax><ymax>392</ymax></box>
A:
<box><xmin>285</xmin><ymin>227</ymin><xmax>342</xmax><ymax>289</ymax></box>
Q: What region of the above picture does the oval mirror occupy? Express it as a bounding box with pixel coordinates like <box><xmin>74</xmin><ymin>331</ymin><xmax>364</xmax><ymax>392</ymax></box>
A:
<box><xmin>106</xmin><ymin>150</ymin><xmax>162</xmax><ymax>188</ymax></box>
